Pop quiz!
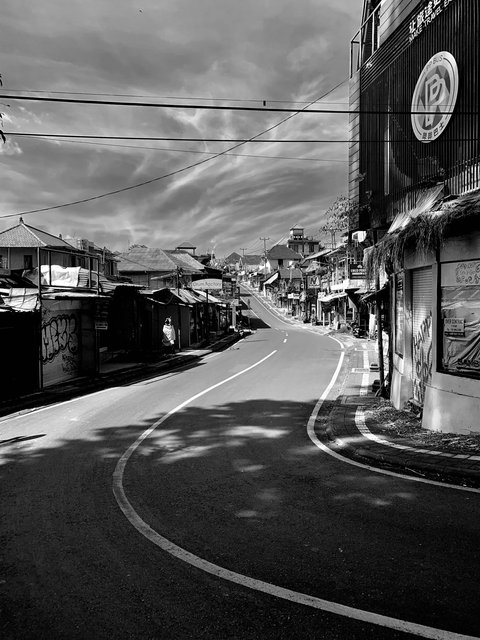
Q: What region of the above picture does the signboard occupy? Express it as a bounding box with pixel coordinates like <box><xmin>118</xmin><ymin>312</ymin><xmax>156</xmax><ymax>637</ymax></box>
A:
<box><xmin>349</xmin><ymin>263</ymin><xmax>366</xmax><ymax>279</ymax></box>
<box><xmin>441</xmin><ymin>260</ymin><xmax>480</xmax><ymax>286</ymax></box>
<box><xmin>444</xmin><ymin>317</ymin><xmax>465</xmax><ymax>336</ymax></box>
<box><xmin>192</xmin><ymin>278</ymin><xmax>223</xmax><ymax>291</ymax></box>
<box><xmin>409</xmin><ymin>0</ymin><xmax>456</xmax><ymax>43</ymax></box>
<box><xmin>411</xmin><ymin>51</ymin><xmax>458</xmax><ymax>143</ymax></box>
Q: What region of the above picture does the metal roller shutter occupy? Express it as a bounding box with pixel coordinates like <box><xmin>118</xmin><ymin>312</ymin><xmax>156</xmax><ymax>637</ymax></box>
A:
<box><xmin>412</xmin><ymin>267</ymin><xmax>433</xmax><ymax>406</ymax></box>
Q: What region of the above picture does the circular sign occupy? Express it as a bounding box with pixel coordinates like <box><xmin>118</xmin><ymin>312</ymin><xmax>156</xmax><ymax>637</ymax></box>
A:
<box><xmin>411</xmin><ymin>51</ymin><xmax>458</xmax><ymax>143</ymax></box>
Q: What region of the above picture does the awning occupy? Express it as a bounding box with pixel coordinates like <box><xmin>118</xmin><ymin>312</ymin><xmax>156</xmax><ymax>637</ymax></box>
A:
<box><xmin>388</xmin><ymin>184</ymin><xmax>444</xmax><ymax>233</ymax></box>
<box><xmin>318</xmin><ymin>292</ymin><xmax>347</xmax><ymax>303</ymax></box>
<box><xmin>263</xmin><ymin>272</ymin><xmax>279</xmax><ymax>286</ymax></box>
<box><xmin>362</xmin><ymin>284</ymin><xmax>388</xmax><ymax>302</ymax></box>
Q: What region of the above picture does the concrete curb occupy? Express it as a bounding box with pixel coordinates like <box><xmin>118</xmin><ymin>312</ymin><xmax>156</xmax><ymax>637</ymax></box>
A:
<box><xmin>318</xmin><ymin>351</ymin><xmax>480</xmax><ymax>489</ymax></box>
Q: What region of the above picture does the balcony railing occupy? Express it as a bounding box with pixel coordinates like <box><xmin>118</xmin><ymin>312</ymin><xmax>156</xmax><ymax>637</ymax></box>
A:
<box><xmin>350</xmin><ymin>2</ymin><xmax>381</xmax><ymax>76</ymax></box>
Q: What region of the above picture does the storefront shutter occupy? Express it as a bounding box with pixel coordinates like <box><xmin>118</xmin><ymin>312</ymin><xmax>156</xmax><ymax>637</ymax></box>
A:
<box><xmin>411</xmin><ymin>267</ymin><xmax>433</xmax><ymax>406</ymax></box>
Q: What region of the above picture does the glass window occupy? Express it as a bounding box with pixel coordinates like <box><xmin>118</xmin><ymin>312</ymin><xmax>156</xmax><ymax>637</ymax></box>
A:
<box><xmin>440</xmin><ymin>261</ymin><xmax>480</xmax><ymax>377</ymax></box>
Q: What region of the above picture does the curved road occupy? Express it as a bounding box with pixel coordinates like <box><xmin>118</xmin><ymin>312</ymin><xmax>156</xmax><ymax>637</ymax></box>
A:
<box><xmin>1</xmin><ymin>291</ymin><xmax>479</xmax><ymax>639</ymax></box>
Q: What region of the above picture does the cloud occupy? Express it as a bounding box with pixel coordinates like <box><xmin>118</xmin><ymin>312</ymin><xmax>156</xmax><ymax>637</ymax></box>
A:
<box><xmin>0</xmin><ymin>0</ymin><xmax>359</xmax><ymax>256</ymax></box>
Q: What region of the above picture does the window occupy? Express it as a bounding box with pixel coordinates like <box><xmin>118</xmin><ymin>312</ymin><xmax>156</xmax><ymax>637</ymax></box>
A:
<box><xmin>440</xmin><ymin>260</ymin><xmax>480</xmax><ymax>377</ymax></box>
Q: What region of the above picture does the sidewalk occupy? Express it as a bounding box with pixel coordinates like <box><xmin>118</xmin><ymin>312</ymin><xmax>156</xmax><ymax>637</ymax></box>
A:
<box><xmin>246</xmin><ymin>285</ymin><xmax>480</xmax><ymax>490</ymax></box>
<box><xmin>317</xmin><ymin>332</ymin><xmax>480</xmax><ymax>490</ymax></box>
<box><xmin>0</xmin><ymin>332</ymin><xmax>243</xmax><ymax>420</ymax></box>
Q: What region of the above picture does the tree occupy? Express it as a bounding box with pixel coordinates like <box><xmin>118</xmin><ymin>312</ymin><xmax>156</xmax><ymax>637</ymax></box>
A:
<box><xmin>320</xmin><ymin>196</ymin><xmax>359</xmax><ymax>248</ymax></box>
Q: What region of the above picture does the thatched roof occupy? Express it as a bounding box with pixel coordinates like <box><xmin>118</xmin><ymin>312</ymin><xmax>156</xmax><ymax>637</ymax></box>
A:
<box><xmin>364</xmin><ymin>188</ymin><xmax>480</xmax><ymax>278</ymax></box>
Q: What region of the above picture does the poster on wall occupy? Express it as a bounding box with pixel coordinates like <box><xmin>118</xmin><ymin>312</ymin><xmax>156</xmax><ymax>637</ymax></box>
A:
<box><xmin>441</xmin><ymin>287</ymin><xmax>480</xmax><ymax>374</ymax></box>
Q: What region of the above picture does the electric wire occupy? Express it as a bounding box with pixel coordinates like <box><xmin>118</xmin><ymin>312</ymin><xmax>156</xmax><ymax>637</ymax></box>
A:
<box><xmin>19</xmin><ymin>136</ymin><xmax>348</xmax><ymax>162</ymax></box>
<box><xmin>0</xmin><ymin>77</ymin><xmax>349</xmax><ymax>220</ymax></box>
<box><xmin>0</xmin><ymin>93</ymin><xmax>465</xmax><ymax>115</ymax></box>
<box><xmin>1</xmin><ymin>88</ymin><xmax>349</xmax><ymax>105</ymax></box>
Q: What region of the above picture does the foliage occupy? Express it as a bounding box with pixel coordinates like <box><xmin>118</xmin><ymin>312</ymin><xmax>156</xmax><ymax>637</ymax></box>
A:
<box><xmin>364</xmin><ymin>188</ymin><xmax>480</xmax><ymax>279</ymax></box>
<box><xmin>321</xmin><ymin>195</ymin><xmax>359</xmax><ymax>234</ymax></box>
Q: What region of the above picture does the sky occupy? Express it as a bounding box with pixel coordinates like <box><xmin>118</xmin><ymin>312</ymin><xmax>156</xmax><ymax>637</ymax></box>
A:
<box><xmin>1</xmin><ymin>0</ymin><xmax>361</xmax><ymax>258</ymax></box>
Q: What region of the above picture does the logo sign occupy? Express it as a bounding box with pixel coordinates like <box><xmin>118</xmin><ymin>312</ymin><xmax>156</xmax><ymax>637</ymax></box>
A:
<box><xmin>192</xmin><ymin>278</ymin><xmax>223</xmax><ymax>291</ymax></box>
<box><xmin>411</xmin><ymin>52</ymin><xmax>458</xmax><ymax>143</ymax></box>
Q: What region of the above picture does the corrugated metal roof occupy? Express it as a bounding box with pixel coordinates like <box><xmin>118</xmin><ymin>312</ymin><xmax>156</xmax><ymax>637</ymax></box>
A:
<box><xmin>0</xmin><ymin>222</ymin><xmax>76</xmax><ymax>249</ymax></box>
<box><xmin>278</xmin><ymin>268</ymin><xmax>303</xmax><ymax>279</ymax></box>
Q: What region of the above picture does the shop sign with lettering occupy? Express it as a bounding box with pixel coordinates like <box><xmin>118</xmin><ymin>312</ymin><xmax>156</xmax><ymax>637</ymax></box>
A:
<box><xmin>409</xmin><ymin>0</ymin><xmax>456</xmax><ymax>43</ymax></box>
<box><xmin>444</xmin><ymin>318</ymin><xmax>465</xmax><ymax>336</ymax></box>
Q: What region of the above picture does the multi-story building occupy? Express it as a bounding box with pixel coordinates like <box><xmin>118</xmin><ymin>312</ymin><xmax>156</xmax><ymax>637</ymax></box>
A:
<box><xmin>350</xmin><ymin>0</ymin><xmax>480</xmax><ymax>433</ymax></box>
<box><xmin>286</xmin><ymin>226</ymin><xmax>321</xmax><ymax>258</ymax></box>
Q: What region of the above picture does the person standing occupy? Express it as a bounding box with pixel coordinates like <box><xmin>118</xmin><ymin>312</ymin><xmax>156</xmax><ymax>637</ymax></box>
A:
<box><xmin>162</xmin><ymin>317</ymin><xmax>176</xmax><ymax>354</ymax></box>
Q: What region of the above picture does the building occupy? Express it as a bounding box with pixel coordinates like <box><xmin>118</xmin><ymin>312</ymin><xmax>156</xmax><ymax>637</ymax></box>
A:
<box><xmin>350</xmin><ymin>0</ymin><xmax>480</xmax><ymax>434</ymax></box>
<box><xmin>286</xmin><ymin>226</ymin><xmax>321</xmax><ymax>258</ymax></box>
<box><xmin>0</xmin><ymin>219</ymin><xmax>83</xmax><ymax>271</ymax></box>
<box><xmin>264</xmin><ymin>245</ymin><xmax>302</xmax><ymax>273</ymax></box>
<box><xmin>117</xmin><ymin>246</ymin><xmax>205</xmax><ymax>288</ymax></box>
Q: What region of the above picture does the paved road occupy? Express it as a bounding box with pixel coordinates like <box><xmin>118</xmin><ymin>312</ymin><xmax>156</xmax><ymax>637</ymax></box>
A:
<box><xmin>1</xmin><ymin>292</ymin><xmax>479</xmax><ymax>639</ymax></box>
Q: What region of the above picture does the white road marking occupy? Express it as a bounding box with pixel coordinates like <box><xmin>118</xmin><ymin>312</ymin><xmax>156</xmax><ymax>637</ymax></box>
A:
<box><xmin>113</xmin><ymin>338</ymin><xmax>479</xmax><ymax>639</ymax></box>
<box><xmin>307</xmin><ymin>358</ymin><xmax>480</xmax><ymax>496</ymax></box>
<box><xmin>283</xmin><ymin>339</ymin><xmax>287</xmax><ymax>343</ymax></box>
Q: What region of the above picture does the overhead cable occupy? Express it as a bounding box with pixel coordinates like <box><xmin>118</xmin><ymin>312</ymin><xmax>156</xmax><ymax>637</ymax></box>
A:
<box><xmin>0</xmin><ymin>77</ymin><xmax>349</xmax><ymax>219</ymax></box>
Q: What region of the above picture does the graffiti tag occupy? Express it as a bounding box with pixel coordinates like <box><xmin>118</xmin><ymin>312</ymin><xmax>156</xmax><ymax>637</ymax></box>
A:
<box><xmin>42</xmin><ymin>314</ymin><xmax>78</xmax><ymax>364</ymax></box>
<box><xmin>412</xmin><ymin>312</ymin><xmax>432</xmax><ymax>405</ymax></box>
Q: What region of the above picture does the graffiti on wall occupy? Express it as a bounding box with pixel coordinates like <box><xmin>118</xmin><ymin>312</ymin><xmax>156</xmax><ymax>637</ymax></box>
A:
<box><xmin>42</xmin><ymin>313</ymin><xmax>79</xmax><ymax>374</ymax></box>
<box><xmin>412</xmin><ymin>312</ymin><xmax>432</xmax><ymax>405</ymax></box>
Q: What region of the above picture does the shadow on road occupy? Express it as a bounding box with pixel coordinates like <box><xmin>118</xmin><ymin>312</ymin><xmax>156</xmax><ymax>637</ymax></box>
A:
<box><xmin>0</xmin><ymin>394</ymin><xmax>478</xmax><ymax>640</ymax></box>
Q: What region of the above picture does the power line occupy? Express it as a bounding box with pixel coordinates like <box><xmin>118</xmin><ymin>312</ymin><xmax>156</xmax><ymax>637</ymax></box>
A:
<box><xmin>0</xmin><ymin>93</ymin><xmax>467</xmax><ymax>115</ymax></box>
<box><xmin>1</xmin><ymin>88</ymin><xmax>349</xmax><ymax>105</ymax></box>
<box><xmin>0</xmin><ymin>93</ymin><xmax>352</xmax><ymax>114</ymax></box>
<box><xmin>8</xmin><ymin>131</ymin><xmax>477</xmax><ymax>144</ymax></box>
<box><xmin>0</xmin><ymin>77</ymin><xmax>349</xmax><ymax>219</ymax></box>
<box><xmin>6</xmin><ymin>132</ymin><xmax>349</xmax><ymax>143</ymax></box>
<box><xmin>26</xmin><ymin>137</ymin><xmax>347</xmax><ymax>162</ymax></box>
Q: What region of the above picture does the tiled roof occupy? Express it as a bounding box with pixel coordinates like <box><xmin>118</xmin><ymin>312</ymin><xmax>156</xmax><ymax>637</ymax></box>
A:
<box><xmin>0</xmin><ymin>222</ymin><xmax>76</xmax><ymax>249</ymax></box>
<box><xmin>165</xmin><ymin>250</ymin><xmax>206</xmax><ymax>273</ymax></box>
<box><xmin>241</xmin><ymin>254</ymin><xmax>263</xmax><ymax>265</ymax></box>
<box><xmin>267</xmin><ymin>245</ymin><xmax>302</xmax><ymax>260</ymax></box>
<box><xmin>117</xmin><ymin>247</ymin><xmax>177</xmax><ymax>273</ymax></box>
<box><xmin>225</xmin><ymin>252</ymin><xmax>242</xmax><ymax>263</ymax></box>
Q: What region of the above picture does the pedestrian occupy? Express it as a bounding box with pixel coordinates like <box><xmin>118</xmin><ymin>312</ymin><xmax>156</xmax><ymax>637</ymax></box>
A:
<box><xmin>162</xmin><ymin>317</ymin><xmax>176</xmax><ymax>354</ymax></box>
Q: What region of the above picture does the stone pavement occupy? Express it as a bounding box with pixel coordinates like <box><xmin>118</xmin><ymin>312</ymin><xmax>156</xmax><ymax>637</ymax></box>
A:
<box><xmin>245</xmin><ymin>285</ymin><xmax>480</xmax><ymax>490</ymax></box>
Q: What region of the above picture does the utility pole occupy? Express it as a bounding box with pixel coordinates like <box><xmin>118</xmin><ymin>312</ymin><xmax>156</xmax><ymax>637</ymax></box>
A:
<box><xmin>260</xmin><ymin>237</ymin><xmax>270</xmax><ymax>259</ymax></box>
<box><xmin>240</xmin><ymin>248</ymin><xmax>247</xmax><ymax>257</ymax></box>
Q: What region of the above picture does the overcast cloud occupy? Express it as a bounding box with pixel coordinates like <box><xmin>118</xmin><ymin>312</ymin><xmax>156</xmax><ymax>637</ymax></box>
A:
<box><xmin>1</xmin><ymin>0</ymin><xmax>360</xmax><ymax>257</ymax></box>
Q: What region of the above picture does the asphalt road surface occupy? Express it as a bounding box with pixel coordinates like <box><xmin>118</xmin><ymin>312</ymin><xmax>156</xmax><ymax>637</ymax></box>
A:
<box><xmin>1</xmin><ymin>291</ymin><xmax>479</xmax><ymax>640</ymax></box>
